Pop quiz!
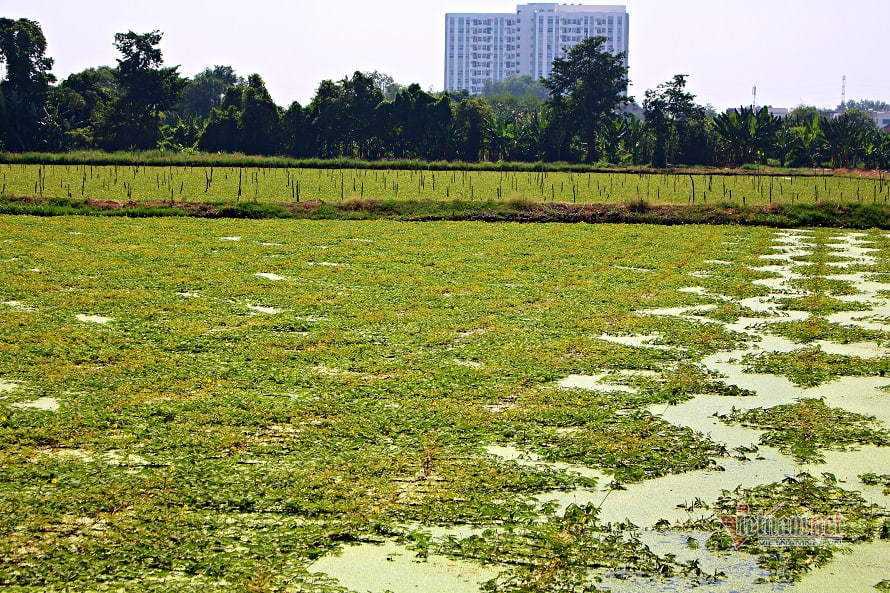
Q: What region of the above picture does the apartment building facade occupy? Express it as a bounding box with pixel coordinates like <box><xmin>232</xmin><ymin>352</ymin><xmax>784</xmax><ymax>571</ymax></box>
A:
<box><xmin>445</xmin><ymin>3</ymin><xmax>629</xmax><ymax>95</ymax></box>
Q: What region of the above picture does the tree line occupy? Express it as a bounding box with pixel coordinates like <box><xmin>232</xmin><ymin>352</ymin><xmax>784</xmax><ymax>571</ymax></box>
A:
<box><xmin>2</xmin><ymin>18</ymin><xmax>889</xmax><ymax>169</ymax></box>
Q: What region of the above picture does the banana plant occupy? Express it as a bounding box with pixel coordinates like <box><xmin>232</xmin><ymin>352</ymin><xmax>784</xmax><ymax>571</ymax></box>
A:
<box><xmin>821</xmin><ymin>111</ymin><xmax>873</xmax><ymax>168</ymax></box>
<box><xmin>712</xmin><ymin>106</ymin><xmax>782</xmax><ymax>166</ymax></box>
<box><xmin>598</xmin><ymin>116</ymin><xmax>628</xmax><ymax>164</ymax></box>
<box><xmin>861</xmin><ymin>132</ymin><xmax>883</xmax><ymax>170</ymax></box>
<box><xmin>620</xmin><ymin>116</ymin><xmax>649</xmax><ymax>165</ymax></box>
<box><xmin>782</xmin><ymin>114</ymin><xmax>824</xmax><ymax>167</ymax></box>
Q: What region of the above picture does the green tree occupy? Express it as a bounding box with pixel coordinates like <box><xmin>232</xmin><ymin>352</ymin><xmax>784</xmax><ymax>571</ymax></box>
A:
<box><xmin>539</xmin><ymin>102</ymin><xmax>577</xmax><ymax>162</ymax></box>
<box><xmin>282</xmin><ymin>101</ymin><xmax>311</xmax><ymax>157</ymax></box>
<box><xmin>512</xmin><ymin>110</ymin><xmax>546</xmax><ymax>161</ymax></box>
<box><xmin>42</xmin><ymin>86</ymin><xmax>85</xmax><ymax>150</ymax></box>
<box><xmin>452</xmin><ymin>97</ymin><xmax>491</xmax><ymax>161</ymax></box>
<box><xmin>482</xmin><ymin>75</ymin><xmax>548</xmax><ymax>101</ymax></box>
<box><xmin>364</xmin><ymin>71</ymin><xmax>402</xmax><ymax>101</ymax></box>
<box><xmin>308</xmin><ymin>79</ymin><xmax>347</xmax><ymax>158</ymax></box>
<box><xmin>881</xmin><ymin>134</ymin><xmax>890</xmax><ymax>170</ymax></box>
<box><xmin>60</xmin><ymin>67</ymin><xmax>118</xmax><ymax>127</ymax></box>
<box><xmin>238</xmin><ymin>74</ymin><xmax>281</xmax><ymax>154</ymax></box>
<box><xmin>46</xmin><ymin>67</ymin><xmax>119</xmax><ymax>149</ymax></box>
<box><xmin>177</xmin><ymin>66</ymin><xmax>242</xmax><ymax>119</ymax></box>
<box><xmin>677</xmin><ymin>117</ymin><xmax>715</xmax><ymax>166</ymax></box>
<box><xmin>384</xmin><ymin>84</ymin><xmax>450</xmax><ymax>159</ymax></box>
<box><xmin>643</xmin><ymin>75</ymin><xmax>710</xmax><ymax>167</ymax></box>
<box><xmin>427</xmin><ymin>94</ymin><xmax>455</xmax><ymax>160</ymax></box>
<box><xmin>482</xmin><ymin>76</ymin><xmax>547</xmax><ymax>159</ymax></box>
<box><xmin>197</xmin><ymin>105</ymin><xmax>239</xmax><ymax>152</ymax></box>
<box><xmin>860</xmin><ymin>129</ymin><xmax>888</xmax><ymax>170</ymax></box>
<box><xmin>596</xmin><ymin>116</ymin><xmax>624</xmax><ymax>164</ymax></box>
<box><xmin>839</xmin><ymin>99</ymin><xmax>890</xmax><ymax>112</ymax></box>
<box><xmin>542</xmin><ymin>37</ymin><xmax>630</xmax><ymax>163</ymax></box>
<box><xmin>787</xmin><ymin>105</ymin><xmax>826</xmax><ymax>126</ymax></box>
<box><xmin>343</xmin><ymin>71</ymin><xmax>384</xmax><ymax>158</ymax></box>
<box><xmin>0</xmin><ymin>18</ymin><xmax>56</xmax><ymax>151</ymax></box>
<box><xmin>98</xmin><ymin>31</ymin><xmax>185</xmax><ymax>150</ymax></box>
<box><xmin>297</xmin><ymin>73</ymin><xmax>390</xmax><ymax>158</ymax></box>
<box><xmin>196</xmin><ymin>74</ymin><xmax>281</xmax><ymax>154</ymax></box>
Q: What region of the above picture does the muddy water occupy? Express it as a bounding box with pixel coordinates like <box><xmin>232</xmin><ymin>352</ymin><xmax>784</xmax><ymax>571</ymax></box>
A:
<box><xmin>254</xmin><ymin>272</ymin><xmax>285</xmax><ymax>281</ymax></box>
<box><xmin>787</xmin><ymin>540</ymin><xmax>890</xmax><ymax>592</ymax></box>
<box><xmin>308</xmin><ymin>541</ymin><xmax>500</xmax><ymax>593</ymax></box>
<box><xmin>0</xmin><ymin>380</ymin><xmax>19</xmax><ymax>393</ymax></box>
<box><xmin>596</xmin><ymin>531</ymin><xmax>782</xmax><ymax>593</ymax></box>
<box><xmin>246</xmin><ymin>304</ymin><xmax>283</xmax><ymax>315</ymax></box>
<box><xmin>11</xmin><ymin>396</ymin><xmax>60</xmax><ymax>411</ymax></box>
<box><xmin>597</xmin><ymin>332</ymin><xmax>679</xmax><ymax>351</ymax></box>
<box><xmin>75</xmin><ymin>314</ymin><xmax>113</xmax><ymax>324</ymax></box>
<box><xmin>1</xmin><ymin>300</ymin><xmax>36</xmax><ymax>312</ymax></box>
<box><xmin>311</xmin><ymin>229</ymin><xmax>890</xmax><ymax>592</ymax></box>
<box><xmin>558</xmin><ymin>373</ymin><xmax>638</xmax><ymax>394</ymax></box>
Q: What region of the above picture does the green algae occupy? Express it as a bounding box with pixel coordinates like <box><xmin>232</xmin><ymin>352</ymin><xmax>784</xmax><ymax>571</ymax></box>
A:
<box><xmin>743</xmin><ymin>347</ymin><xmax>890</xmax><ymax>387</ymax></box>
<box><xmin>689</xmin><ymin>474</ymin><xmax>889</xmax><ymax>584</ymax></box>
<box><xmin>720</xmin><ymin>399</ymin><xmax>890</xmax><ymax>463</ymax></box>
<box><xmin>766</xmin><ymin>317</ymin><xmax>888</xmax><ymax>345</ymax></box>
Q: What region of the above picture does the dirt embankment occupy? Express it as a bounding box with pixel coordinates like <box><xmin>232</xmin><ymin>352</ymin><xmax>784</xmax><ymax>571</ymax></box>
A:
<box><xmin>1</xmin><ymin>195</ymin><xmax>887</xmax><ymax>229</ymax></box>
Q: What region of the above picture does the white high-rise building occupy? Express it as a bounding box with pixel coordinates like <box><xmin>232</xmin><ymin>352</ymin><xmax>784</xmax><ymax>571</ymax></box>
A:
<box><xmin>445</xmin><ymin>4</ymin><xmax>629</xmax><ymax>95</ymax></box>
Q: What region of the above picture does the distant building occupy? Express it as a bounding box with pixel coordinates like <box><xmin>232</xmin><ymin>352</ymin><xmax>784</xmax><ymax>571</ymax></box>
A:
<box><xmin>882</xmin><ymin>124</ymin><xmax>890</xmax><ymax>134</ymax></box>
<box><xmin>725</xmin><ymin>106</ymin><xmax>790</xmax><ymax>117</ymax></box>
<box><xmin>874</xmin><ymin>111</ymin><xmax>890</xmax><ymax>128</ymax></box>
<box><xmin>830</xmin><ymin>109</ymin><xmax>890</xmax><ymax>129</ymax></box>
<box><xmin>445</xmin><ymin>4</ymin><xmax>630</xmax><ymax>95</ymax></box>
<box><xmin>621</xmin><ymin>102</ymin><xmax>644</xmax><ymax>119</ymax></box>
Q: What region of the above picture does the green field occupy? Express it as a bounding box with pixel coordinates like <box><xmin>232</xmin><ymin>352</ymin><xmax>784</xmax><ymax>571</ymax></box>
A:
<box><xmin>4</xmin><ymin>163</ymin><xmax>890</xmax><ymax>205</ymax></box>
<box><xmin>1</xmin><ymin>217</ymin><xmax>890</xmax><ymax>592</ymax></box>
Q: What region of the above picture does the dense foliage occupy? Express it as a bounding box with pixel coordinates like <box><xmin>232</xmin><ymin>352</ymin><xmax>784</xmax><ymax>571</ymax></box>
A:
<box><xmin>1</xmin><ymin>18</ymin><xmax>889</xmax><ymax>168</ymax></box>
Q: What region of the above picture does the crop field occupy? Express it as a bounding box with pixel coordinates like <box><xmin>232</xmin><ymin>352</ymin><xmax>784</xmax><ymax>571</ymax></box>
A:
<box><xmin>1</xmin><ymin>216</ymin><xmax>890</xmax><ymax>592</ymax></box>
<box><xmin>3</xmin><ymin>163</ymin><xmax>890</xmax><ymax>205</ymax></box>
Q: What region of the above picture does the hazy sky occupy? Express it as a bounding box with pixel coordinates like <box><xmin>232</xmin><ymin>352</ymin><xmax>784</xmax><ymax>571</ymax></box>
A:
<box><xmin>2</xmin><ymin>0</ymin><xmax>888</xmax><ymax>110</ymax></box>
